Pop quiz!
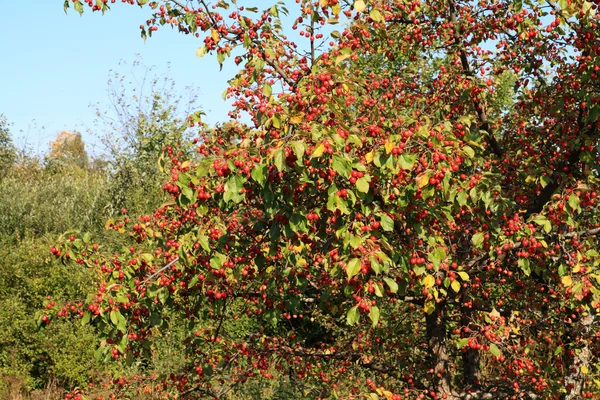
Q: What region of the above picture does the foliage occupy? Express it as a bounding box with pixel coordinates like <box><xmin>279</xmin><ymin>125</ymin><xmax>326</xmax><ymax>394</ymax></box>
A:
<box><xmin>92</xmin><ymin>59</ymin><xmax>201</xmax><ymax>216</ymax></box>
<box><xmin>47</xmin><ymin>131</ymin><xmax>89</xmax><ymax>169</ymax></box>
<box><xmin>54</xmin><ymin>0</ymin><xmax>600</xmax><ymax>399</ymax></box>
<box><xmin>0</xmin><ymin>114</ymin><xmax>16</xmax><ymax>176</ymax></box>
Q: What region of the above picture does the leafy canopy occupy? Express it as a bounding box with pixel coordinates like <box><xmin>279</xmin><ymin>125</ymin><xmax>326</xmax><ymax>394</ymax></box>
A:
<box><xmin>52</xmin><ymin>0</ymin><xmax>600</xmax><ymax>399</ymax></box>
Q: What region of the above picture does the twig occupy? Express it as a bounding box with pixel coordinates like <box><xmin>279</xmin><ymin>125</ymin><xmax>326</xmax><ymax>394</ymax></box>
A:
<box><xmin>140</xmin><ymin>256</ymin><xmax>180</xmax><ymax>286</ymax></box>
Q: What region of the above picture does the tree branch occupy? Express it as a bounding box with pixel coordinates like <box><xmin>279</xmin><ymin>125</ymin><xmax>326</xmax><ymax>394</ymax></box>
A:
<box><xmin>448</xmin><ymin>3</ymin><xmax>503</xmax><ymax>158</ymax></box>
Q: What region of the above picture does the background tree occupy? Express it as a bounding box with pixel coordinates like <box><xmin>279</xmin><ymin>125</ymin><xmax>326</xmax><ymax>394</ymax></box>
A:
<box><xmin>92</xmin><ymin>59</ymin><xmax>202</xmax><ymax>216</ymax></box>
<box><xmin>47</xmin><ymin>130</ymin><xmax>89</xmax><ymax>169</ymax></box>
<box><xmin>0</xmin><ymin>115</ymin><xmax>16</xmax><ymax>175</ymax></box>
<box><xmin>51</xmin><ymin>0</ymin><xmax>600</xmax><ymax>399</ymax></box>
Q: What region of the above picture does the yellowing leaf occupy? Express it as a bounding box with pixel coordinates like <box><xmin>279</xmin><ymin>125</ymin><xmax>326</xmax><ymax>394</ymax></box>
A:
<box><xmin>451</xmin><ymin>280</ymin><xmax>461</xmax><ymax>293</ymax></box>
<box><xmin>365</xmin><ymin>150</ymin><xmax>375</xmax><ymax>163</ymax></box>
<box><xmin>370</xmin><ymin>8</ymin><xmax>384</xmax><ymax>22</ymax></box>
<box><xmin>581</xmin><ymin>365</ymin><xmax>589</xmax><ymax>374</ymax></box>
<box><xmin>354</xmin><ymin>0</ymin><xmax>367</xmax><ymax>12</ymax></box>
<box><xmin>423</xmin><ymin>274</ymin><xmax>435</xmax><ymax>288</ymax></box>
<box><xmin>290</xmin><ymin>112</ymin><xmax>304</xmax><ymax>124</ymax></box>
<box><xmin>416</xmin><ymin>172</ymin><xmax>429</xmax><ymax>188</ymax></box>
<box><xmin>311</xmin><ymin>143</ymin><xmax>325</xmax><ymax>158</ymax></box>
<box><xmin>562</xmin><ymin>275</ymin><xmax>573</xmax><ymax>287</ymax></box>
<box><xmin>196</xmin><ymin>46</ymin><xmax>208</xmax><ymax>58</ymax></box>
<box><xmin>463</xmin><ymin>145</ymin><xmax>475</xmax><ymax>158</ymax></box>
<box><xmin>385</xmin><ymin>141</ymin><xmax>395</xmax><ymax>154</ymax></box>
<box><xmin>424</xmin><ymin>299</ymin><xmax>435</xmax><ymax>314</ymax></box>
<box><xmin>336</xmin><ymin>53</ymin><xmax>352</xmax><ymax>64</ymax></box>
<box><xmin>211</xmin><ymin>28</ymin><xmax>219</xmax><ymax>42</ymax></box>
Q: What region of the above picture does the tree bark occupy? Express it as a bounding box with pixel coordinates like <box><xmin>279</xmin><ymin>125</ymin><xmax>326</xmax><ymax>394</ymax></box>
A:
<box><xmin>562</xmin><ymin>312</ymin><xmax>594</xmax><ymax>400</ymax></box>
<box><xmin>426</xmin><ymin>301</ymin><xmax>453</xmax><ymax>397</ymax></box>
<box><xmin>461</xmin><ymin>291</ymin><xmax>481</xmax><ymax>389</ymax></box>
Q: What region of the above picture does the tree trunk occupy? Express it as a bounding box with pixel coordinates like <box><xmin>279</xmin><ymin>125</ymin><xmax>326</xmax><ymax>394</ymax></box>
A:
<box><xmin>562</xmin><ymin>312</ymin><xmax>594</xmax><ymax>400</ymax></box>
<box><xmin>426</xmin><ymin>301</ymin><xmax>453</xmax><ymax>397</ymax></box>
<box><xmin>461</xmin><ymin>291</ymin><xmax>481</xmax><ymax>389</ymax></box>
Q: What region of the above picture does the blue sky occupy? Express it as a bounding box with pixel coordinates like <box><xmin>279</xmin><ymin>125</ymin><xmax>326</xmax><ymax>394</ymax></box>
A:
<box><xmin>0</xmin><ymin>2</ymin><xmax>238</xmax><ymax>155</ymax></box>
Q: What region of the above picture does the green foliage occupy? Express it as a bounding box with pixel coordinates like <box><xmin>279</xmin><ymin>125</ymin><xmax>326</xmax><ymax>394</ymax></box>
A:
<box><xmin>0</xmin><ymin>235</ymin><xmax>100</xmax><ymax>392</ymax></box>
<box><xmin>47</xmin><ymin>130</ymin><xmax>89</xmax><ymax>170</ymax></box>
<box><xmin>0</xmin><ymin>160</ymin><xmax>109</xmax><ymax>240</ymax></box>
<box><xmin>92</xmin><ymin>60</ymin><xmax>200</xmax><ymax>216</ymax></box>
<box><xmin>0</xmin><ymin>115</ymin><xmax>16</xmax><ymax>176</ymax></box>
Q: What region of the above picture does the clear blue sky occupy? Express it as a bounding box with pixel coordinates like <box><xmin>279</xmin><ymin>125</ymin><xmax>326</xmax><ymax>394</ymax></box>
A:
<box><xmin>0</xmin><ymin>1</ymin><xmax>238</xmax><ymax>155</ymax></box>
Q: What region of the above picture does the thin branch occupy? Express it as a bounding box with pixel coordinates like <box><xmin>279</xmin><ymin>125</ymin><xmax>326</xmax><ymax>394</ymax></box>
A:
<box><xmin>140</xmin><ymin>256</ymin><xmax>179</xmax><ymax>286</ymax></box>
<box><xmin>448</xmin><ymin>3</ymin><xmax>503</xmax><ymax>158</ymax></box>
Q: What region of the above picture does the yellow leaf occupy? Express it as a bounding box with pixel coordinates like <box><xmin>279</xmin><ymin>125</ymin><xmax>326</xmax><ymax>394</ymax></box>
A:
<box><xmin>423</xmin><ymin>274</ymin><xmax>435</xmax><ymax>288</ymax></box>
<box><xmin>424</xmin><ymin>299</ymin><xmax>435</xmax><ymax>314</ymax></box>
<box><xmin>332</xmin><ymin>3</ymin><xmax>341</xmax><ymax>15</ymax></box>
<box><xmin>311</xmin><ymin>143</ymin><xmax>325</xmax><ymax>158</ymax></box>
<box><xmin>290</xmin><ymin>112</ymin><xmax>304</xmax><ymax>124</ymax></box>
<box><xmin>297</xmin><ymin>258</ymin><xmax>307</xmax><ymax>267</ymax></box>
<box><xmin>416</xmin><ymin>172</ymin><xmax>430</xmax><ymax>188</ymax></box>
<box><xmin>104</xmin><ymin>219</ymin><xmax>113</xmax><ymax>230</ymax></box>
<box><xmin>354</xmin><ymin>0</ymin><xmax>366</xmax><ymax>12</ymax></box>
<box><xmin>211</xmin><ymin>28</ymin><xmax>219</xmax><ymax>42</ymax></box>
<box><xmin>451</xmin><ymin>280</ymin><xmax>461</xmax><ymax>293</ymax></box>
<box><xmin>365</xmin><ymin>150</ymin><xmax>375</xmax><ymax>163</ymax></box>
<box><xmin>581</xmin><ymin>365</ymin><xmax>589</xmax><ymax>374</ymax></box>
<box><xmin>562</xmin><ymin>275</ymin><xmax>573</xmax><ymax>287</ymax></box>
<box><xmin>381</xmin><ymin>390</ymin><xmax>394</xmax><ymax>400</ymax></box>
<box><xmin>385</xmin><ymin>141</ymin><xmax>395</xmax><ymax>154</ymax></box>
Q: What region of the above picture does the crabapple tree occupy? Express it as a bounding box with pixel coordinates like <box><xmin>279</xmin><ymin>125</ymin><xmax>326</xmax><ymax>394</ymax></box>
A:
<box><xmin>49</xmin><ymin>0</ymin><xmax>600</xmax><ymax>398</ymax></box>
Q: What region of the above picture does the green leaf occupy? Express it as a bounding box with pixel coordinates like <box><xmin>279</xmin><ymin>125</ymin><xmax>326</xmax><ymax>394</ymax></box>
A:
<box><xmin>251</xmin><ymin>164</ymin><xmax>266</xmax><ymax>184</ymax></box>
<box><xmin>518</xmin><ymin>258</ymin><xmax>531</xmax><ymax>276</ymax></box>
<box><xmin>349</xmin><ymin>235</ymin><xmax>363</xmax><ymax>250</ymax></box>
<box><xmin>274</xmin><ymin>148</ymin><xmax>285</xmax><ymax>172</ymax></box>
<box><xmin>457</xmin><ymin>191</ymin><xmax>467</xmax><ymax>207</ymax></box>
<box><xmin>463</xmin><ymin>145</ymin><xmax>475</xmax><ymax>158</ymax></box>
<box><xmin>472</xmin><ymin>232</ymin><xmax>485</xmax><ymax>248</ymax></box>
<box><xmin>83</xmin><ymin>232</ymin><xmax>91</xmax><ymax>244</ymax></box>
<box><xmin>513</xmin><ymin>0</ymin><xmax>522</xmax><ymax>11</ymax></box>
<box><xmin>290</xmin><ymin>141</ymin><xmax>305</xmax><ymax>162</ymax></box>
<box><xmin>428</xmin><ymin>247</ymin><xmax>446</xmax><ymax>269</ymax></box>
<box><xmin>398</xmin><ymin>154</ymin><xmax>416</xmax><ymax>170</ymax></box>
<box><xmin>110</xmin><ymin>310</ymin><xmax>127</xmax><ymax>332</ymax></box>
<box><xmin>346</xmin><ymin>258</ymin><xmax>361</xmax><ymax>278</ymax></box>
<box><xmin>199</xmin><ymin>235</ymin><xmax>210</xmax><ymax>252</ymax></box>
<box><xmin>263</xmin><ymin>83</ymin><xmax>272</xmax><ymax>97</ymax></box>
<box><xmin>332</xmin><ymin>154</ymin><xmax>351</xmax><ymax>178</ymax></box>
<box><xmin>489</xmin><ymin>343</ymin><xmax>501</xmax><ymax>357</ymax></box>
<box><xmin>380</xmin><ymin>214</ymin><xmax>394</xmax><ymax>232</ymax></box>
<box><xmin>369</xmin><ymin>9</ymin><xmax>384</xmax><ymax>22</ymax></box>
<box><xmin>81</xmin><ymin>312</ymin><xmax>91</xmax><ymax>325</ymax></box>
<box><xmin>369</xmin><ymin>305</ymin><xmax>380</xmax><ymax>327</ymax></box>
<box><xmin>347</xmin><ymin>306</ymin><xmax>360</xmax><ymax>325</ymax></box>
<box><xmin>356</xmin><ymin>177</ymin><xmax>369</xmax><ymax>193</ymax></box>
<box><xmin>568</xmin><ymin>195</ymin><xmax>580</xmax><ymax>212</ymax></box>
<box><xmin>588</xmin><ymin>105</ymin><xmax>600</xmax><ymax>125</ymax></box>
<box><xmin>383</xmin><ymin>277</ymin><xmax>398</xmax><ymax>293</ymax></box>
